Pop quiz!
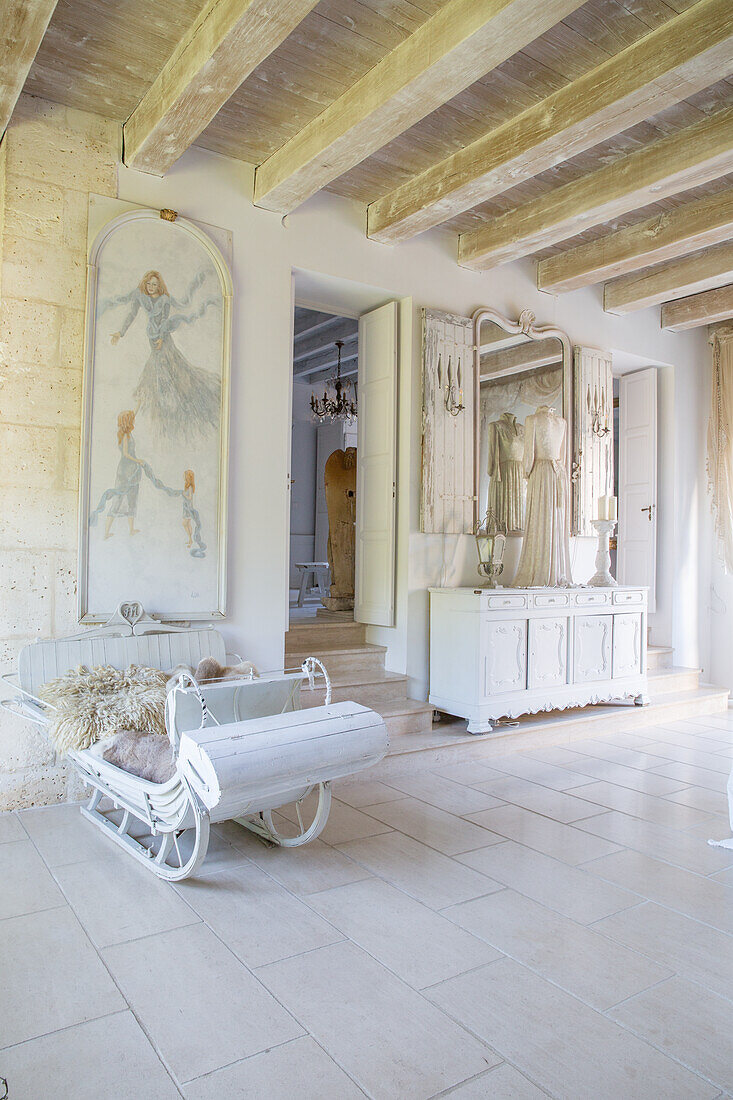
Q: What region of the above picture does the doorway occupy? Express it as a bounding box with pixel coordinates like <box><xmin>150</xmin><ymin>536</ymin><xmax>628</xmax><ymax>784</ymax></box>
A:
<box><xmin>614</xmin><ymin>365</ymin><xmax>658</xmax><ymax>612</ymax></box>
<box><xmin>289</xmin><ymin>306</ymin><xmax>358</xmax><ymax>622</ymax></box>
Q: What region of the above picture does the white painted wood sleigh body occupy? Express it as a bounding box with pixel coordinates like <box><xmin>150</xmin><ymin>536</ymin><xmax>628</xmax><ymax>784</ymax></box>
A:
<box><xmin>1</xmin><ymin>603</ymin><xmax>388</xmax><ymax>880</ymax></box>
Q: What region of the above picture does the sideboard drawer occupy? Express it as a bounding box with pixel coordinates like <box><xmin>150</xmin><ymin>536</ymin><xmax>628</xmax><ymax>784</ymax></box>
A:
<box><xmin>486</xmin><ymin>593</ymin><xmax>527</xmax><ymax>610</ymax></box>
<box><xmin>575</xmin><ymin>590</ymin><xmax>610</xmax><ymax>606</ymax></box>
<box><xmin>533</xmin><ymin>593</ymin><xmax>570</xmax><ymax>608</ymax></box>
<box><xmin>613</xmin><ymin>590</ymin><xmax>645</xmax><ymax>606</ymax></box>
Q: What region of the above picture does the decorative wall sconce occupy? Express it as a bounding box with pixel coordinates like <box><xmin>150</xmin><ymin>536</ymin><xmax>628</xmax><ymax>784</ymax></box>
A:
<box><xmin>438</xmin><ymin>354</ymin><xmax>465</xmax><ymax>417</ymax></box>
<box><xmin>587</xmin><ymin>382</ymin><xmax>610</xmax><ymax>437</ymax></box>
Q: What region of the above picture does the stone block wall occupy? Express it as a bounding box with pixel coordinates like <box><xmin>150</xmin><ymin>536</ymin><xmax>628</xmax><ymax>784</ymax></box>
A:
<box><xmin>0</xmin><ymin>96</ymin><xmax>119</xmax><ymax>809</ymax></box>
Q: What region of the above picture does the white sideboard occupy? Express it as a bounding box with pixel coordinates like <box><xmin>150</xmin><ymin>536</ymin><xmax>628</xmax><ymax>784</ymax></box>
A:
<box><xmin>429</xmin><ymin>586</ymin><xmax>648</xmax><ymax>733</ymax></box>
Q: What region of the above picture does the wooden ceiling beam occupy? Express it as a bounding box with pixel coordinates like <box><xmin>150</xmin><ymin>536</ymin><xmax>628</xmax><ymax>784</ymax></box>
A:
<box><xmin>294</xmin><ymin>309</ymin><xmax>338</xmax><ymax>337</ymax></box>
<box><xmin>538</xmin><ymin>186</ymin><xmax>733</xmax><ymax>294</ymax></box>
<box><xmin>368</xmin><ymin>0</ymin><xmax>733</xmax><ymax>245</ymax></box>
<box><xmin>459</xmin><ymin>106</ymin><xmax>733</xmax><ymax>270</ymax></box>
<box><xmin>293</xmin><ymin>322</ymin><xmax>358</xmax><ymax>364</ymax></box>
<box><xmin>481</xmin><ymin>338</ymin><xmax>563</xmax><ymax>377</ymax></box>
<box><xmin>253</xmin><ymin>0</ymin><xmax>588</xmax><ymax>214</ymax></box>
<box><xmin>123</xmin><ymin>0</ymin><xmax>320</xmax><ymax>176</ymax></box>
<box><xmin>604</xmin><ymin>240</ymin><xmax>733</xmax><ymax>315</ymax></box>
<box><xmin>661</xmin><ymin>283</ymin><xmax>733</xmax><ymax>331</ymax></box>
<box><xmin>0</xmin><ymin>0</ymin><xmax>58</xmax><ymax>140</ymax></box>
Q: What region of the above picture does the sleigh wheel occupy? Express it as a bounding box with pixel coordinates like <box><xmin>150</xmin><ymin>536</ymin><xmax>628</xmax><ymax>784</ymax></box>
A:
<box><xmin>259</xmin><ymin>782</ymin><xmax>333</xmax><ymax>847</ymax></box>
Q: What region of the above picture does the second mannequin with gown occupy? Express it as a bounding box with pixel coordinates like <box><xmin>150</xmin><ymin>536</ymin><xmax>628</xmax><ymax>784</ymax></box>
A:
<box><xmin>486</xmin><ymin>412</ymin><xmax>525</xmax><ymax>534</ymax></box>
<box><xmin>512</xmin><ymin>405</ymin><xmax>571</xmax><ymax>587</ymax></box>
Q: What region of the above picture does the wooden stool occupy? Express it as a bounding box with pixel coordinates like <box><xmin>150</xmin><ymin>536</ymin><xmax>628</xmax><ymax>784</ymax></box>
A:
<box><xmin>294</xmin><ymin>562</ymin><xmax>330</xmax><ymax>607</ymax></box>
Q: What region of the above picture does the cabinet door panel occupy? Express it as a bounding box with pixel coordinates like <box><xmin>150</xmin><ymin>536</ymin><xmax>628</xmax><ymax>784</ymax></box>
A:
<box><xmin>528</xmin><ymin>617</ymin><xmax>568</xmax><ymax>689</ymax></box>
<box><xmin>574</xmin><ymin>615</ymin><xmax>612</xmax><ymax>683</ymax></box>
<box><xmin>613</xmin><ymin>613</ymin><xmax>642</xmax><ymax>678</ymax></box>
<box><xmin>482</xmin><ymin>620</ymin><xmax>527</xmax><ymax>697</ymax></box>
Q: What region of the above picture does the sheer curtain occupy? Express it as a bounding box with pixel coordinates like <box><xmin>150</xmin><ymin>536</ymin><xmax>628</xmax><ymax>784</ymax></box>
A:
<box><xmin>708</xmin><ymin>330</ymin><xmax>733</xmax><ymax>572</ymax></box>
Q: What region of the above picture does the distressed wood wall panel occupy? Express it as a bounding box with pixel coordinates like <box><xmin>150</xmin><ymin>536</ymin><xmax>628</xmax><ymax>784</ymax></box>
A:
<box><xmin>421</xmin><ymin>309</ymin><xmax>474</xmax><ymax>535</ymax></box>
<box><xmin>573</xmin><ymin>346</ymin><xmax>614</xmax><ymax>537</ymax></box>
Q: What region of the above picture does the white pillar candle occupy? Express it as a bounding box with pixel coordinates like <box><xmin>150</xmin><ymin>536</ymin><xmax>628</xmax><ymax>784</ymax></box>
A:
<box><xmin>598</xmin><ymin>496</ymin><xmax>608</xmax><ymax>520</ymax></box>
<box><xmin>608</xmin><ymin>496</ymin><xmax>617</xmax><ymax>521</ymax></box>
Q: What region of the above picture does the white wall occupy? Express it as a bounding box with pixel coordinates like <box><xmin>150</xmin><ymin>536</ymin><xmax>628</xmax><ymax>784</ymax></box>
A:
<box><xmin>117</xmin><ymin>146</ymin><xmax>710</xmax><ymax>695</ymax></box>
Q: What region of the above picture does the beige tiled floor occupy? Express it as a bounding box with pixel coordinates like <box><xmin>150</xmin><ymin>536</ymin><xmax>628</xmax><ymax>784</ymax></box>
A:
<box><xmin>1</xmin><ymin>714</ymin><xmax>732</xmax><ymax>1098</ymax></box>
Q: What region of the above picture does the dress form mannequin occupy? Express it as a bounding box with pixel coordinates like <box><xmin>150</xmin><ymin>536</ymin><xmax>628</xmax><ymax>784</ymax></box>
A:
<box><xmin>512</xmin><ymin>405</ymin><xmax>572</xmax><ymax>588</ymax></box>
<box><xmin>486</xmin><ymin>412</ymin><xmax>525</xmax><ymax>533</ymax></box>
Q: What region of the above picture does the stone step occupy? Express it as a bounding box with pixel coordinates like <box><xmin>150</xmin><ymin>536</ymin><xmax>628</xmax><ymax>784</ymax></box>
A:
<box><xmin>299</xmin><ymin>669</ymin><xmax>409</xmax><ymax>709</ymax></box>
<box><xmin>376</xmin><ymin>699</ymin><xmax>435</xmax><ymax>739</ymax></box>
<box><xmin>286</xmin><ymin>620</ymin><xmax>366</xmax><ymax>649</ymax></box>
<box><xmin>648</xmin><ymin>666</ymin><xmax>700</xmax><ymax>696</ymax></box>
<box><xmin>375</xmin><ymin>685</ymin><xmax>730</xmax><ymax>774</ymax></box>
<box><xmin>285</xmin><ymin>643</ymin><xmax>387</xmax><ymax>678</ymax></box>
<box><xmin>647</xmin><ymin>644</ymin><xmax>674</xmax><ymax>671</ymax></box>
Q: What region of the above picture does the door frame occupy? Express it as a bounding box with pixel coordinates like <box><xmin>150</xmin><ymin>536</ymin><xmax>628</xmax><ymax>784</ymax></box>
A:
<box><xmin>287</xmin><ymin>281</ymin><xmax>395</xmax><ymax>623</ymax></box>
<box><xmin>615</xmin><ymin>364</ymin><xmax>658</xmax><ymax>613</ymax></box>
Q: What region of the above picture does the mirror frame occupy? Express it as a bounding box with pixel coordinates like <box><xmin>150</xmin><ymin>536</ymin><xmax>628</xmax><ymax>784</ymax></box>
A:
<box><xmin>472</xmin><ymin>307</ymin><xmax>573</xmax><ymax>533</ymax></box>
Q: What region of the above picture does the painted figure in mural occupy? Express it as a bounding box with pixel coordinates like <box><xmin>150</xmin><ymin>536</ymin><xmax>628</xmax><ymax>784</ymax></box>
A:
<box><xmin>90</xmin><ymin>413</ymin><xmax>207</xmax><ymax>558</ymax></box>
<box><xmin>103</xmin><ymin>270</ymin><xmax>220</xmax><ymax>438</ymax></box>
<box><xmin>182</xmin><ymin>469</ymin><xmax>196</xmax><ymax>548</ymax></box>
<box><xmin>104</xmin><ymin>411</ymin><xmax>144</xmax><ymax>539</ymax></box>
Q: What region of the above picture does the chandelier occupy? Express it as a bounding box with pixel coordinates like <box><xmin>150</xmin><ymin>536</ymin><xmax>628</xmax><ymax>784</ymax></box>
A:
<box><xmin>311</xmin><ymin>340</ymin><xmax>357</xmax><ymax>422</ymax></box>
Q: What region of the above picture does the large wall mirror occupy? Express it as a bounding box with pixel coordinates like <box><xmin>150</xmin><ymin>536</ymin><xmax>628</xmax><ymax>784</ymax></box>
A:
<box><xmin>473</xmin><ymin>308</ymin><xmax>573</xmax><ymax>535</ymax></box>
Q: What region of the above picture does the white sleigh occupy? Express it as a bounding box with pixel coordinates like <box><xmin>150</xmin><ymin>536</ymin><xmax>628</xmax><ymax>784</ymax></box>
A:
<box><xmin>1</xmin><ymin>603</ymin><xmax>388</xmax><ymax>880</ymax></box>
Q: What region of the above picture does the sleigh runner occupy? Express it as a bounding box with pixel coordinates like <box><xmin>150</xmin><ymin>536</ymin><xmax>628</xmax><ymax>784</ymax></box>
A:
<box><xmin>1</xmin><ymin>603</ymin><xmax>388</xmax><ymax>880</ymax></box>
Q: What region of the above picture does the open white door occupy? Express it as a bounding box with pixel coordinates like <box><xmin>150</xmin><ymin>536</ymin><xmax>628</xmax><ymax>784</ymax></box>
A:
<box><xmin>618</xmin><ymin>367</ymin><xmax>657</xmax><ymax>611</ymax></box>
<box><xmin>355</xmin><ymin>301</ymin><xmax>398</xmax><ymax>626</ymax></box>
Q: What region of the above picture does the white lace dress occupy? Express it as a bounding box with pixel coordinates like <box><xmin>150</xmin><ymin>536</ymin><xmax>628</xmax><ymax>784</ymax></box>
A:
<box><xmin>512</xmin><ymin>406</ymin><xmax>572</xmax><ymax>588</ymax></box>
<box><xmin>487</xmin><ymin>413</ymin><xmax>525</xmax><ymax>534</ymax></box>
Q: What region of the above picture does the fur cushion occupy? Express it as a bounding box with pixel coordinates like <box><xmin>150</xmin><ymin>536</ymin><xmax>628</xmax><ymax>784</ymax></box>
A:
<box><xmin>102</xmin><ymin>729</ymin><xmax>176</xmax><ymax>783</ymax></box>
<box><xmin>40</xmin><ymin>664</ymin><xmax>167</xmax><ymax>753</ymax></box>
<box><xmin>194</xmin><ymin>657</ymin><xmax>259</xmax><ymax>682</ymax></box>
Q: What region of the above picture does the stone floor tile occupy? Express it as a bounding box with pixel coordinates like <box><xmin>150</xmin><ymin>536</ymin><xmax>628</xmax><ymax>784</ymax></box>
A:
<box><xmin>385</xmin><ymin>771</ymin><xmax>504</xmax><ymax>815</ymax></box>
<box><xmin>0</xmin><ymin>1011</ymin><xmax>180</xmax><ymax>1099</ymax></box>
<box><xmin>563</xmin><ymin>780</ymin><xmax>713</xmax><ymax>829</ymax></box>
<box><xmin>582</xmin><ymin>847</ymin><xmax>733</xmax><ymax>935</ymax></box>
<box><xmin>257</xmin><ymin>940</ymin><xmax>499</xmax><ymax>1099</ymax></box>
<box><xmin>465</xmin><ymin>803</ymin><xmax>622</xmax><ymax>865</ymax></box>
<box><xmin>593</xmin><ymin>902</ymin><xmax>733</xmax><ymax>1001</ymax></box>
<box><xmin>428</xmin><ymin>957</ymin><xmax>717</xmax><ymax>1100</ymax></box>
<box><xmin>0</xmin><ymin>907</ymin><xmax>125</xmax><ymax>1049</ymax></box>
<box><xmin>53</xmin><ymin>851</ymin><xmax>199</xmax><ymax>947</ymax></box>
<box><xmin>0</xmin><ymin>838</ymin><xmax>65</xmax><ymax>920</ymax></box>
<box><xmin>443</xmin><ymin>888</ymin><xmax>670</xmax><ymax>1011</ymax></box>
<box><xmin>338</xmin><ymin>831</ymin><xmax>502</xmax><ymax>910</ymax></box>
<box><xmin>457</xmin><ymin>840</ymin><xmax>639</xmax><ymax>924</ymax></box>
<box><xmin>360</xmin><ymin>796</ymin><xmax>502</xmax><ymax>855</ymax></box>
<box><xmin>576</xmin><ymin>810</ymin><xmax>733</xmax><ymax>875</ymax></box>
<box><xmin>474</xmin><ymin>775</ymin><xmax>602</xmax><ymax>823</ymax></box>
<box><xmin>103</xmin><ymin>922</ymin><xmax>302</xmax><ymax>1081</ymax></box>
<box><xmin>309</xmin><ymin>877</ymin><xmax>500</xmax><ymax>989</ymax></box>
<box><xmin>609</xmin><ymin>976</ymin><xmax>733</xmax><ymax>1094</ymax></box>
<box><xmin>184</xmin><ymin>1036</ymin><xmax>364</xmax><ymax>1098</ymax></box>
<box><xmin>174</xmin><ymin>861</ymin><xmax>343</xmax><ymax>967</ymax></box>
<box><xmin>219</xmin><ymin>822</ymin><xmax>371</xmax><ymax>895</ymax></box>
<box><xmin>19</xmin><ymin>802</ymin><xmax>117</xmax><ymax>867</ymax></box>
<box><xmin>0</xmin><ymin>810</ymin><xmax>26</xmax><ymax>844</ymax></box>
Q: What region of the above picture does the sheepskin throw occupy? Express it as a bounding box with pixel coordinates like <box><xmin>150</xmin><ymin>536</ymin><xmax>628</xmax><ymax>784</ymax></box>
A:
<box><xmin>195</xmin><ymin>657</ymin><xmax>259</xmax><ymax>682</ymax></box>
<box><xmin>40</xmin><ymin>664</ymin><xmax>168</xmax><ymax>753</ymax></box>
<box><xmin>102</xmin><ymin>729</ymin><xmax>176</xmax><ymax>784</ymax></box>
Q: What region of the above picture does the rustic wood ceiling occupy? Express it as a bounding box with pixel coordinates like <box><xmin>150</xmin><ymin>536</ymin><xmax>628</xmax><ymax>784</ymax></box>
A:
<box><xmin>9</xmin><ymin>0</ymin><xmax>733</xmax><ymax>327</ymax></box>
